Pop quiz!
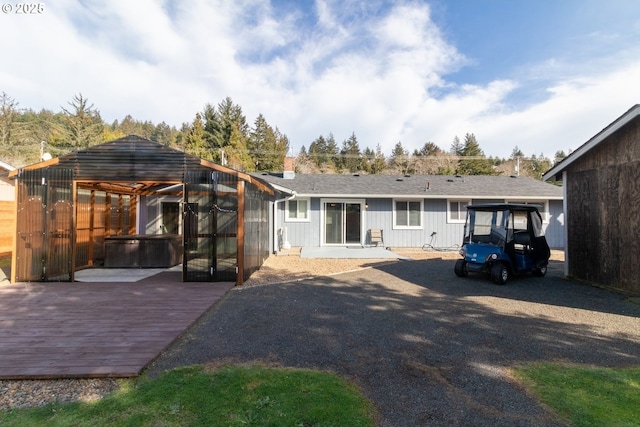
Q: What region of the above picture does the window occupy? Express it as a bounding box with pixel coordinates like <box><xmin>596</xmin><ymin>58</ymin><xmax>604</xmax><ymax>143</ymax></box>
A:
<box><xmin>394</xmin><ymin>200</ymin><xmax>422</xmax><ymax>228</ymax></box>
<box><xmin>506</xmin><ymin>200</ymin><xmax>549</xmax><ymax>222</ymax></box>
<box><xmin>285</xmin><ymin>199</ymin><xmax>309</xmax><ymax>222</ymax></box>
<box><xmin>448</xmin><ymin>200</ymin><xmax>470</xmax><ymax>223</ymax></box>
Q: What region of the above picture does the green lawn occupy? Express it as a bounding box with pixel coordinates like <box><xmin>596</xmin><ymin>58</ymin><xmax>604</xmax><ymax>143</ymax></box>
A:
<box><xmin>513</xmin><ymin>363</ymin><xmax>640</xmax><ymax>427</ymax></box>
<box><xmin>0</xmin><ymin>365</ymin><xmax>376</xmax><ymax>427</ymax></box>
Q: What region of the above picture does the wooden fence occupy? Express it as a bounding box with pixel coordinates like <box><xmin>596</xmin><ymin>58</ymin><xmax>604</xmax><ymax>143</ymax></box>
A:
<box><xmin>0</xmin><ymin>201</ymin><xmax>15</xmax><ymax>256</ymax></box>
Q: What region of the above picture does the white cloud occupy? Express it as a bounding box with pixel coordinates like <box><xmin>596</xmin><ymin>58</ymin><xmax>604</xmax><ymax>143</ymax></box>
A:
<box><xmin>2</xmin><ymin>0</ymin><xmax>639</xmax><ymax>161</ymax></box>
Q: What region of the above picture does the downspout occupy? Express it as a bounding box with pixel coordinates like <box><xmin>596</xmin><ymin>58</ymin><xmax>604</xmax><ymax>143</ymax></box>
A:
<box><xmin>273</xmin><ymin>191</ymin><xmax>297</xmax><ymax>253</ymax></box>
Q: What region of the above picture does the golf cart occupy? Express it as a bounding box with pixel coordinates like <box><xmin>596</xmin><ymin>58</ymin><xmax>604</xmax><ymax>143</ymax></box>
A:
<box><xmin>454</xmin><ymin>203</ymin><xmax>550</xmax><ymax>285</ymax></box>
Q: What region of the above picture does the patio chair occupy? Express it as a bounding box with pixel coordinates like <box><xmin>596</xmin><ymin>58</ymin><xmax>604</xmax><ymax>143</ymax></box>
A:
<box><xmin>369</xmin><ymin>229</ymin><xmax>384</xmax><ymax>247</ymax></box>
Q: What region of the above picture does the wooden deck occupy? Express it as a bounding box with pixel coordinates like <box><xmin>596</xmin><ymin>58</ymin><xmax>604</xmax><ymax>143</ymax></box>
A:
<box><xmin>0</xmin><ymin>272</ymin><xmax>234</xmax><ymax>379</ymax></box>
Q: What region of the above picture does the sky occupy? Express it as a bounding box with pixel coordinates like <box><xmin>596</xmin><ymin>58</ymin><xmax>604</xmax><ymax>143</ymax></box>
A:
<box><xmin>1</xmin><ymin>0</ymin><xmax>639</xmax><ymax>159</ymax></box>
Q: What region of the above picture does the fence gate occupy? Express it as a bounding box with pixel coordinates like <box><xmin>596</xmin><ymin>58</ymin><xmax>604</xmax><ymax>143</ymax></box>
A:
<box><xmin>182</xmin><ymin>170</ymin><xmax>217</xmax><ymax>281</ymax></box>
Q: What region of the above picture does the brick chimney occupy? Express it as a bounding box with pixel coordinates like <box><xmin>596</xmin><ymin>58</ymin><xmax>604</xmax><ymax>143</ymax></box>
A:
<box><xmin>283</xmin><ymin>156</ymin><xmax>295</xmax><ymax>179</ymax></box>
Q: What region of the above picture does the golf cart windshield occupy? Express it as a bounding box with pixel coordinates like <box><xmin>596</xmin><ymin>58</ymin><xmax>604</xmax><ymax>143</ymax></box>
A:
<box><xmin>464</xmin><ymin>208</ymin><xmax>509</xmax><ymax>246</ymax></box>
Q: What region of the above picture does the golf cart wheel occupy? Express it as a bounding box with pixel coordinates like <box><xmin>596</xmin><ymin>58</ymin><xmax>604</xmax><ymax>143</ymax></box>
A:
<box><xmin>491</xmin><ymin>263</ymin><xmax>509</xmax><ymax>285</ymax></box>
<box><xmin>533</xmin><ymin>265</ymin><xmax>548</xmax><ymax>277</ymax></box>
<box><xmin>454</xmin><ymin>259</ymin><xmax>468</xmax><ymax>277</ymax></box>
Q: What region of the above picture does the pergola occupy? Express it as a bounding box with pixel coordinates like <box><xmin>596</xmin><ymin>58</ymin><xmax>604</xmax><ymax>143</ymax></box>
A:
<box><xmin>8</xmin><ymin>135</ymin><xmax>273</xmax><ymax>285</ymax></box>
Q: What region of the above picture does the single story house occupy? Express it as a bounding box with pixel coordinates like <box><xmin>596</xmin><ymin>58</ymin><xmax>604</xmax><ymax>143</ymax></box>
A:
<box><xmin>8</xmin><ymin>135</ymin><xmax>274</xmax><ymax>285</ymax></box>
<box><xmin>543</xmin><ymin>104</ymin><xmax>640</xmax><ymax>294</ymax></box>
<box><xmin>257</xmin><ymin>164</ymin><xmax>564</xmax><ymax>253</ymax></box>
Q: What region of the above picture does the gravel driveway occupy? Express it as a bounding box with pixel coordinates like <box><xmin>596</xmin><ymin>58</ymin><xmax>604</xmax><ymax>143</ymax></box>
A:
<box><xmin>147</xmin><ymin>258</ymin><xmax>640</xmax><ymax>426</ymax></box>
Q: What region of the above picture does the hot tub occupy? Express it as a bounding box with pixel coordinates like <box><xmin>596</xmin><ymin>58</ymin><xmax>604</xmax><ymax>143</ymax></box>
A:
<box><xmin>104</xmin><ymin>234</ymin><xmax>182</xmax><ymax>268</ymax></box>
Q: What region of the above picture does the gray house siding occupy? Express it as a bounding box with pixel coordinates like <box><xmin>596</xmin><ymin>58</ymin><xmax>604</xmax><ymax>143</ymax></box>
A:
<box><xmin>362</xmin><ymin>198</ymin><xmax>390</xmax><ymax>243</ymax></box>
<box><xmin>545</xmin><ymin>200</ymin><xmax>564</xmax><ymax>249</ymax></box>
<box><xmin>262</xmin><ymin>173</ymin><xmax>564</xmax><ymax>252</ymax></box>
<box><xmin>278</xmin><ymin>198</ymin><xmax>319</xmax><ymax>247</ymax></box>
<box><xmin>273</xmin><ymin>196</ymin><xmax>564</xmax><ymax>250</ymax></box>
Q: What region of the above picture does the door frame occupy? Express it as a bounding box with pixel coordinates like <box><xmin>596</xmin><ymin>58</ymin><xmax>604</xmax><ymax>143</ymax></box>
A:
<box><xmin>319</xmin><ymin>198</ymin><xmax>366</xmax><ymax>246</ymax></box>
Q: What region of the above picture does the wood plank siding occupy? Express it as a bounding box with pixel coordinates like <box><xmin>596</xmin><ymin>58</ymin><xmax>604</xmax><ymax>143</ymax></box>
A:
<box><xmin>0</xmin><ymin>200</ymin><xmax>15</xmax><ymax>255</ymax></box>
<box><xmin>564</xmin><ymin>115</ymin><xmax>640</xmax><ymax>293</ymax></box>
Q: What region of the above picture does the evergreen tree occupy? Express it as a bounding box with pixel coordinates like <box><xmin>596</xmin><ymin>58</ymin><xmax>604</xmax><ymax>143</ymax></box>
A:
<box><xmin>511</xmin><ymin>146</ymin><xmax>524</xmax><ymax>159</ymax></box>
<box><xmin>61</xmin><ymin>93</ymin><xmax>103</xmax><ymax>148</ymax></box>
<box><xmin>203</xmin><ymin>97</ymin><xmax>249</xmax><ymax>165</ymax></box>
<box><xmin>389</xmin><ymin>141</ymin><xmax>412</xmax><ymax>174</ymax></box>
<box><xmin>308</xmin><ymin>135</ymin><xmax>327</xmax><ymax>167</ymax></box>
<box><xmin>0</xmin><ymin>92</ymin><xmax>18</xmax><ymax>147</ymax></box>
<box><xmin>340</xmin><ymin>132</ymin><xmax>362</xmax><ymax>173</ymax></box>
<box><xmin>225</xmin><ymin>122</ymin><xmax>253</xmax><ymax>171</ymax></box>
<box><xmin>371</xmin><ymin>144</ymin><xmax>387</xmax><ymax>174</ymax></box>
<box><xmin>184</xmin><ymin>113</ymin><xmax>208</xmax><ymax>160</ymax></box>
<box><xmin>449</xmin><ymin>136</ymin><xmax>464</xmax><ymax>155</ymax></box>
<box><xmin>418</xmin><ymin>141</ymin><xmax>442</xmax><ymax>157</ymax></box>
<box><xmin>118</xmin><ymin>114</ymin><xmax>137</xmax><ymax>136</ymax></box>
<box><xmin>248</xmin><ymin>114</ymin><xmax>282</xmax><ymax>172</ymax></box>
<box><xmin>273</xmin><ymin>127</ymin><xmax>289</xmax><ymax>170</ymax></box>
<box><xmin>457</xmin><ymin>133</ymin><xmax>495</xmax><ymax>175</ymax></box>
<box><xmin>413</xmin><ymin>141</ymin><xmax>448</xmax><ymax>174</ymax></box>
<box><xmin>151</xmin><ymin>121</ymin><xmax>175</xmax><ymax>146</ymax></box>
<box><xmin>326</xmin><ymin>133</ymin><xmax>340</xmax><ymax>170</ymax></box>
<box><xmin>528</xmin><ymin>153</ymin><xmax>553</xmax><ymax>180</ymax></box>
<box><xmin>554</xmin><ymin>150</ymin><xmax>568</xmax><ymax>164</ymax></box>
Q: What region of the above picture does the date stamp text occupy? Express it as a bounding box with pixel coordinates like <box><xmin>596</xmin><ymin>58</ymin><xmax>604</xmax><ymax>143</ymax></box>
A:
<box><xmin>2</xmin><ymin>3</ymin><xmax>45</xmax><ymax>14</ymax></box>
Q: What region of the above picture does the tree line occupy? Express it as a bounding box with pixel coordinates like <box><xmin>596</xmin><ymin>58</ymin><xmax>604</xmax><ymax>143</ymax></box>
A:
<box><xmin>0</xmin><ymin>92</ymin><xmax>567</xmax><ymax>180</ymax></box>
<box><xmin>297</xmin><ymin>132</ymin><xmax>566</xmax><ymax>180</ymax></box>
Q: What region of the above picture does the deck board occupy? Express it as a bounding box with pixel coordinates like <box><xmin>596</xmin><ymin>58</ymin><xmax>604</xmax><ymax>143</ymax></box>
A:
<box><xmin>0</xmin><ymin>272</ymin><xmax>234</xmax><ymax>379</ymax></box>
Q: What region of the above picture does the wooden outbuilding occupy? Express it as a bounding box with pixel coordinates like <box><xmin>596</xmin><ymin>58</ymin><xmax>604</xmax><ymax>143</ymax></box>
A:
<box><xmin>543</xmin><ymin>104</ymin><xmax>640</xmax><ymax>294</ymax></box>
<box><xmin>8</xmin><ymin>135</ymin><xmax>274</xmax><ymax>285</ymax></box>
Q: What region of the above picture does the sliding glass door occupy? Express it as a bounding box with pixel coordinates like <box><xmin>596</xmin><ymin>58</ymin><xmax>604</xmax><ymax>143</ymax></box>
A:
<box><xmin>323</xmin><ymin>200</ymin><xmax>364</xmax><ymax>245</ymax></box>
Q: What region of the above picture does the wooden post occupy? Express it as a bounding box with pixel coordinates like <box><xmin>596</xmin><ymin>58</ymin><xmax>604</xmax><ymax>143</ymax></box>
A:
<box><xmin>105</xmin><ymin>193</ymin><xmax>111</xmax><ymax>238</ymax></box>
<box><xmin>129</xmin><ymin>195</ymin><xmax>137</xmax><ymax>235</ymax></box>
<box><xmin>236</xmin><ymin>180</ymin><xmax>245</xmax><ymax>286</ymax></box>
<box><xmin>10</xmin><ymin>178</ymin><xmax>18</xmax><ymax>284</ymax></box>
<box><xmin>88</xmin><ymin>190</ymin><xmax>95</xmax><ymax>266</ymax></box>
<box><xmin>118</xmin><ymin>195</ymin><xmax>123</xmax><ymax>235</ymax></box>
<box><xmin>70</xmin><ymin>181</ymin><xmax>77</xmax><ymax>282</ymax></box>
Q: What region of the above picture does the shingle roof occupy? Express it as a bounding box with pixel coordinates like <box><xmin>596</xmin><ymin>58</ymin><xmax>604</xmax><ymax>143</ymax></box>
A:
<box><xmin>254</xmin><ymin>173</ymin><xmax>563</xmax><ymax>199</ymax></box>
<box><xmin>9</xmin><ymin>135</ymin><xmax>273</xmax><ymax>195</ymax></box>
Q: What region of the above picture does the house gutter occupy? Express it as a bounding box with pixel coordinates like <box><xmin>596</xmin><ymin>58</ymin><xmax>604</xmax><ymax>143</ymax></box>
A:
<box><xmin>288</xmin><ymin>193</ymin><xmax>563</xmax><ymax>200</ymax></box>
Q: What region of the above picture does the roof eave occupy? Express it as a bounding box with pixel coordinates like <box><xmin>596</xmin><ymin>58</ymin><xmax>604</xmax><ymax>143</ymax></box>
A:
<box><xmin>289</xmin><ymin>193</ymin><xmax>563</xmax><ymax>200</ymax></box>
<box><xmin>543</xmin><ymin>104</ymin><xmax>640</xmax><ymax>181</ymax></box>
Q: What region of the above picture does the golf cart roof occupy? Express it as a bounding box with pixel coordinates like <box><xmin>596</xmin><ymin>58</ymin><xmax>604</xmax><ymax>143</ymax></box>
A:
<box><xmin>466</xmin><ymin>203</ymin><xmax>541</xmax><ymax>212</ymax></box>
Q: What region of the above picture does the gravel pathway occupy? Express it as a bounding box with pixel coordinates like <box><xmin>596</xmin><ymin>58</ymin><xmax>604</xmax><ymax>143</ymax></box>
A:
<box><xmin>3</xmin><ymin>252</ymin><xmax>639</xmax><ymax>425</ymax></box>
<box><xmin>147</xmin><ymin>258</ymin><xmax>640</xmax><ymax>427</ymax></box>
<box><xmin>0</xmin><ymin>378</ymin><xmax>120</xmax><ymax>410</ymax></box>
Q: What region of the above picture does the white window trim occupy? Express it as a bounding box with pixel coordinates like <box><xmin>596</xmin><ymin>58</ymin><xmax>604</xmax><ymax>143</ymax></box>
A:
<box><xmin>284</xmin><ymin>198</ymin><xmax>310</xmax><ymax>222</ymax></box>
<box><xmin>392</xmin><ymin>199</ymin><xmax>423</xmax><ymax>230</ymax></box>
<box><xmin>506</xmin><ymin>199</ymin><xmax>550</xmax><ymax>222</ymax></box>
<box><xmin>447</xmin><ymin>199</ymin><xmax>471</xmax><ymax>224</ymax></box>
